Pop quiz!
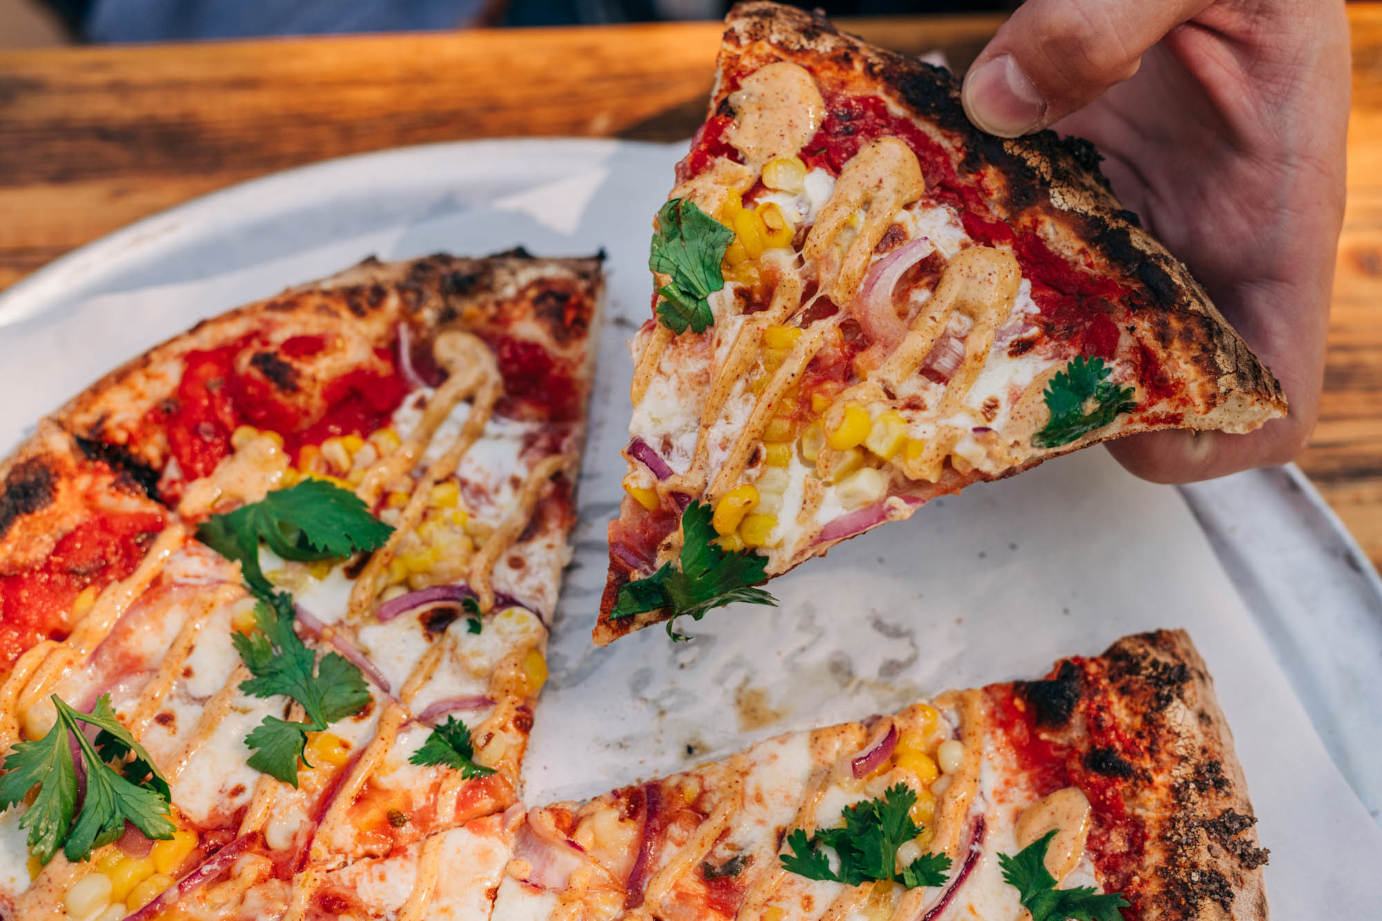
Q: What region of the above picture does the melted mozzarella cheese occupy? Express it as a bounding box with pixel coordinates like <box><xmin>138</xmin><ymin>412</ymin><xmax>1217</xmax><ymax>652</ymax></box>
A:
<box><xmin>0</xmin><ymin>811</ymin><xmax>30</xmax><ymax>901</ymax></box>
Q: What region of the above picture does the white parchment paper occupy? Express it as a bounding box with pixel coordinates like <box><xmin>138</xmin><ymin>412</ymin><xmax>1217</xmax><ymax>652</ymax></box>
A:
<box><xmin>0</xmin><ymin>142</ymin><xmax>1377</xmax><ymax>915</ymax></box>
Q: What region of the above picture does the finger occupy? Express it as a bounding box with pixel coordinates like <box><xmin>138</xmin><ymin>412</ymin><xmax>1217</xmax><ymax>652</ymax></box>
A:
<box><xmin>961</xmin><ymin>0</ymin><xmax>1213</xmax><ymax>137</ymax></box>
<box><xmin>1105</xmin><ymin>405</ymin><xmax>1318</xmax><ymax>485</ymax></box>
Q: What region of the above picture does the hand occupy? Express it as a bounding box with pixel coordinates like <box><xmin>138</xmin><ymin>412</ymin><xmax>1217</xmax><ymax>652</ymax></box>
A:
<box><xmin>961</xmin><ymin>0</ymin><xmax>1349</xmax><ymax>483</ymax></box>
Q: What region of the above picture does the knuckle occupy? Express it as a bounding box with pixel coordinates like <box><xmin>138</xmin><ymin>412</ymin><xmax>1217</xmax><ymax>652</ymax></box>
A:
<box><xmin>1030</xmin><ymin>0</ymin><xmax>1142</xmax><ymax>93</ymax></box>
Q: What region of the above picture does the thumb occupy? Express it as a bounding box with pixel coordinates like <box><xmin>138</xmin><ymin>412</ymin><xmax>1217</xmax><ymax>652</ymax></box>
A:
<box><xmin>961</xmin><ymin>0</ymin><xmax>1213</xmax><ymax>137</ymax></box>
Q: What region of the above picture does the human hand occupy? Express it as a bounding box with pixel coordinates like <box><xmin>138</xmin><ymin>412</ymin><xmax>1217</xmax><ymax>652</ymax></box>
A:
<box><xmin>961</xmin><ymin>0</ymin><xmax>1350</xmax><ymax>483</ymax></box>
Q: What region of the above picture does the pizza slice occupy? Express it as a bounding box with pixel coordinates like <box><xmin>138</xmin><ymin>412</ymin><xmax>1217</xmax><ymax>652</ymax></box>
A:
<box><xmin>598</xmin><ymin>2</ymin><xmax>1287</xmax><ymax>642</ymax></box>
<box><xmin>0</xmin><ymin>251</ymin><xmax>602</xmax><ymax>920</ymax></box>
<box><xmin>492</xmin><ymin>629</ymin><xmax>1267</xmax><ymax>921</ymax></box>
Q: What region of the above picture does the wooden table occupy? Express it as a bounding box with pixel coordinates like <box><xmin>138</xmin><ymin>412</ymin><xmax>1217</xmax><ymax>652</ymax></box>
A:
<box><xmin>1</xmin><ymin>9</ymin><xmax>1380</xmax><ymax>571</ymax></box>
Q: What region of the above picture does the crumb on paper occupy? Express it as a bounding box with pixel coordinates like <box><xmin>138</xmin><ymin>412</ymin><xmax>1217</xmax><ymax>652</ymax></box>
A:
<box><xmin>734</xmin><ymin>680</ymin><xmax>786</xmax><ymax>732</ymax></box>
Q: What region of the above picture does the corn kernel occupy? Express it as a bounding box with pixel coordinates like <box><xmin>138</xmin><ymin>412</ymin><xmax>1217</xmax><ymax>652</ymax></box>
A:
<box><xmin>151</xmin><ymin>829</ymin><xmax>198</xmax><ymax>876</ymax></box>
<box><xmin>388</xmin><ymin>558</ymin><xmax>410</xmax><ymax>584</ymax></box>
<box><xmin>717</xmin><ymin>532</ymin><xmax>746</xmax><ymax>553</ymax></box>
<box><xmin>106</xmin><ymin>855</ymin><xmax>155</xmax><ymax>902</ymax></box>
<box><xmin>230</xmin><ymin>604</ymin><xmax>258</xmax><ymax>636</ymax></box>
<box><xmin>724</xmin><ymin>260</ymin><xmax>761</xmax><ymax>287</ymax></box>
<box><xmin>914</xmin><ymin>704</ymin><xmax>940</xmax><ymax>738</ymax></box>
<box><xmin>622</xmin><ymin>474</ymin><xmax>660</xmax><ymax>512</ymax></box>
<box><xmin>429</xmin><ymin>481</ymin><xmax>460</xmax><ymax>508</ymax></box>
<box><xmin>757</xmin><ymin>203</ymin><xmax>794</xmax><ymax>249</ymax></box>
<box><xmin>903</xmin><ymin>438</ymin><xmax>928</xmax><ymax>466</ymax></box>
<box><xmin>521</xmin><ymin>648</ymin><xmax>548</xmax><ymax>694</ymax></box>
<box><xmin>810</xmin><ymin>392</ymin><xmax>834</xmax><ymax>414</ymax></box>
<box><xmin>126</xmin><ymin>874</ymin><xmax>173</xmax><ymax>912</ymax></box>
<box><xmin>909</xmin><ymin>790</ymin><xmax>937</xmax><ymax>826</ymax></box>
<box><xmin>836</xmin><ymin>467</ymin><xmax>888</xmax><ymax>509</ymax></box>
<box><xmin>72</xmin><ymin>585</ymin><xmax>100</xmax><ymax>618</ymax></box>
<box><xmin>401</xmin><ymin>546</ymin><xmax>440</xmax><ymax>574</ymax></box>
<box><xmin>297</xmin><ymin>444</ymin><xmax>321</xmax><ymax>473</ymax></box>
<box><xmin>826</xmin><ymin>403</ymin><xmax>871</xmax><ymax>451</ymax></box>
<box><xmin>827</xmin><ymin>447</ymin><xmax>866</xmax><ymax>481</ymax></box>
<box><xmin>937</xmin><ymin>739</ymin><xmax>966</xmax><ymax>774</ymax></box>
<box><xmin>95</xmin><ymin>850</ymin><xmax>124</xmax><ymax>874</ymax></box>
<box><xmin>762</xmin><ymin>155</ymin><xmax>807</xmax><ymax>193</ymax></box>
<box><xmin>761</xmin><ymin>349</ymin><xmax>786</xmax><ymax>373</ymax></box>
<box><xmin>370</xmin><ymin>427</ymin><xmax>402</xmax><ymax>454</ymax></box>
<box><xmin>799</xmin><ymin>422</ymin><xmax>825</xmax><ymax>464</ymax></box>
<box><xmin>733</xmin><ymin>207</ymin><xmax>768</xmax><ymax>259</ymax></box>
<box><xmin>320</xmin><ymin>438</ymin><xmax>351</xmax><ymax>472</ymax></box>
<box><xmin>865</xmin><ymin>411</ymin><xmax>908</xmax><ymax>460</ymax></box>
<box><xmin>719</xmin><ymin>191</ymin><xmax>743</xmax><ymax>220</ymax></box>
<box><xmin>26</xmin><ymin>854</ymin><xmax>41</xmax><ymax>881</ymax></box>
<box><xmin>230</xmin><ymin>425</ymin><xmax>259</xmax><ymax>451</ymax></box>
<box><xmin>763</xmin><ymin>908</ymin><xmax>787</xmax><ymax>921</ymax></box>
<box><xmin>304</xmin><ymin>731</ymin><xmax>352</xmax><ymax>769</ymax></box>
<box><xmin>65</xmin><ymin>873</ymin><xmax>113</xmax><ymax>920</ymax></box>
<box><xmin>754</xmin><ymin>491</ymin><xmax>783</xmax><ymax>516</ymax></box>
<box><xmin>757</xmin><ymin>467</ymin><xmax>789</xmax><ymax>495</ymax></box>
<box><xmin>740</xmin><ymin>514</ymin><xmax>778</xmax><ymax>548</ymax></box>
<box><xmin>338</xmin><ymin>434</ymin><xmax>363</xmax><ymax>454</ymax></box>
<box><xmin>306</xmin><ymin>560</ymin><xmax>334</xmax><ymax>580</ymax></box>
<box><xmin>763</xmin><ymin>325</ymin><xmax>802</xmax><ymax>351</ymax></box>
<box><xmin>764</xmin><ymin>443</ymin><xmax>792</xmax><ymax>467</ymax></box>
<box><xmin>894</xmin><ymin>730</ymin><xmax>941</xmax><ymax>784</ymax></box>
<box><xmin>723</xmin><ymin>238</ymin><xmax>750</xmax><ymax>267</ymax></box>
<box><xmin>95</xmin><ymin>906</ymin><xmax>127</xmax><ymax>921</ymax></box>
<box><xmin>763</xmin><ymin>417</ymin><xmax>795</xmax><ymax>443</ymax></box>
<box><xmin>712</xmin><ymin>484</ymin><xmax>760</xmax><ymax>536</ymax></box>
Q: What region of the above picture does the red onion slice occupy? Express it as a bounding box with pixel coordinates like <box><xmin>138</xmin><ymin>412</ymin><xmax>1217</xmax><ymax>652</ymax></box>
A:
<box><xmin>513</xmin><ymin>820</ymin><xmax>589</xmax><ymax>890</ymax></box>
<box><xmin>610</xmin><ymin>540</ymin><xmax>651</xmax><ymax>572</ymax></box>
<box><xmin>850</xmin><ymin>722</ymin><xmax>899</xmax><ymax>779</ymax></box>
<box><xmin>116</xmin><ymin>823</ymin><xmax>153</xmax><ymax>858</ymax></box>
<box><xmin>855</xmin><ymin>239</ymin><xmax>937</xmax><ymax>368</ymax></box>
<box><xmin>919</xmin><ymin>332</ymin><xmax>966</xmax><ymax>381</ymax></box>
<box><xmin>294</xmin><ymin>605</ymin><xmax>393</xmax><ymax>696</ymax></box>
<box><xmin>374</xmin><ymin>584</ymin><xmax>538</xmax><ymax>627</ymax></box>
<box><xmin>627</xmin><ymin>438</ymin><xmax>673</xmax><ymax>481</ymax></box>
<box><xmin>120</xmin><ymin>833</ymin><xmax>256</xmax><ymax>921</ymax></box>
<box><xmin>816</xmin><ymin>496</ymin><xmax>924</xmax><ymax>546</ymax></box>
<box><xmin>415</xmin><ymin>695</ymin><xmax>495</xmax><ymax>725</ymax></box>
<box><xmin>623</xmin><ymin>783</ymin><xmax>664</xmax><ymax>909</ymax></box>
<box><xmin>919</xmin><ymin>815</ymin><xmax>986</xmax><ymax>921</ymax></box>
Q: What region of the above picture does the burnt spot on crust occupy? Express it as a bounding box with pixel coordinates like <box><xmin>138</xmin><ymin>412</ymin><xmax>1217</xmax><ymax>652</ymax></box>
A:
<box><xmin>0</xmin><ymin>457</ymin><xmax>57</xmax><ymax>542</ymax></box>
<box><xmin>532</xmin><ymin>284</ymin><xmax>594</xmax><ymax>345</ymax></box>
<box><xmin>1084</xmin><ymin>746</ymin><xmax>1134</xmax><ymax>778</ymax></box>
<box><xmin>1106</xmin><ymin>637</ymin><xmax>1191</xmax><ymax>711</ymax></box>
<box><xmin>75</xmin><ymin>435</ymin><xmax>162</xmax><ymax>501</ymax></box>
<box><xmin>1157</xmin><ymin>863</ymin><xmax>1235</xmax><ymax>915</ymax></box>
<box><xmin>443</xmin><ymin>270</ymin><xmax>485</xmax><ymax>297</ymax></box>
<box><xmin>249</xmin><ymin>351</ymin><xmax>301</xmax><ymax>394</ymax></box>
<box><xmin>1206</xmin><ymin>809</ymin><xmax>1270</xmax><ymax>870</ymax></box>
<box><xmin>1018</xmin><ymin>659</ymin><xmax>1082</xmax><ymax>728</ymax></box>
<box><xmin>421</xmin><ymin>605</ymin><xmax>460</xmax><ymax>637</ymax></box>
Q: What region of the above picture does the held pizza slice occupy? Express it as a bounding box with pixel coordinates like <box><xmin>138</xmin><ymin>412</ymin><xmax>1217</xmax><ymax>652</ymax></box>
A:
<box><xmin>598</xmin><ymin>2</ymin><xmax>1287</xmax><ymax>642</ymax></box>
<box><xmin>492</xmin><ymin>630</ymin><xmax>1267</xmax><ymax>921</ymax></box>
<box><xmin>0</xmin><ymin>252</ymin><xmax>602</xmax><ymax>921</ymax></box>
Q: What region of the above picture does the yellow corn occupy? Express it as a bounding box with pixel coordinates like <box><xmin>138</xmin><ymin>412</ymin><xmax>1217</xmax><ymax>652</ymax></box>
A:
<box><xmin>937</xmin><ymin>739</ymin><xmax>967</xmax><ymax>775</ymax></box>
<box><xmin>800</xmin><ymin>422</ymin><xmax>825</xmax><ymax>464</ymax></box>
<box><xmin>894</xmin><ymin>732</ymin><xmax>940</xmax><ymax>785</ymax></box>
<box><xmin>72</xmin><ymin>585</ymin><xmax>100</xmax><ymax>618</ymax></box>
<box><xmin>95</xmin><ymin>850</ymin><xmax>124</xmax><ymax>874</ymax></box>
<box><xmin>622</xmin><ymin>474</ymin><xmax>660</xmax><ymax>512</ymax></box>
<box><xmin>126</xmin><ymin>874</ymin><xmax>173</xmax><ymax>912</ymax></box>
<box><xmin>724</xmin><ymin>260</ymin><xmax>761</xmax><ymax>287</ymax></box>
<box><xmin>763</xmin><ymin>909</ymin><xmax>787</xmax><ymax>921</ymax></box>
<box><xmin>903</xmin><ymin>438</ymin><xmax>928</xmax><ymax>466</ymax></box>
<box><xmin>733</xmin><ymin>207</ymin><xmax>769</xmax><ymax>259</ymax></box>
<box><xmin>521</xmin><ymin>648</ymin><xmax>548</xmax><ymax>694</ymax></box>
<box><xmin>826</xmin><ymin>403</ymin><xmax>871</xmax><ymax>451</ymax></box>
<box><xmin>340</xmin><ymin>434</ymin><xmax>365</xmax><ymax>456</ymax></box>
<box><xmin>106</xmin><ymin>855</ymin><xmax>155</xmax><ymax>903</ymax></box>
<box><xmin>719</xmin><ymin>191</ymin><xmax>743</xmax><ymax>220</ymax></box>
<box><xmin>297</xmin><ymin>444</ymin><xmax>321</xmax><ymax>473</ymax></box>
<box><xmin>810</xmin><ymin>391</ymin><xmax>834</xmax><ymax>414</ymax></box>
<box><xmin>762</xmin><ymin>155</ymin><xmax>807</xmax><ymax>193</ymax></box>
<box><xmin>306</xmin><ymin>560</ymin><xmax>334</xmax><ymax>580</ymax></box>
<box><xmin>764</xmin><ymin>443</ymin><xmax>792</xmax><ymax>467</ymax></box>
<box><xmin>763</xmin><ymin>325</ymin><xmax>802</xmax><ymax>351</ymax></box>
<box><xmin>761</xmin><ymin>349</ymin><xmax>786</xmax><ymax>373</ymax></box>
<box><xmin>757</xmin><ymin>467</ymin><xmax>789</xmax><ymax>495</ymax></box>
<box><xmin>914</xmin><ymin>704</ymin><xmax>940</xmax><ymax>738</ymax></box>
<box><xmin>307</xmin><ymin>473</ymin><xmax>351</xmax><ymax>491</ymax></box>
<box><xmin>230</xmin><ymin>605</ymin><xmax>258</xmax><ymax>636</ymax></box>
<box><xmin>763</xmin><ymin>417</ymin><xmax>795</xmax><ymax>443</ymax></box>
<box><xmin>430</xmin><ymin>481</ymin><xmax>460</xmax><ymax>508</ymax></box>
<box><xmin>828</xmin><ymin>448</ymin><xmax>866</xmax><ymax>481</ymax></box>
<box><xmin>450</xmin><ymin>508</ymin><xmax>469</xmax><ymax>528</ymax></box>
<box><xmin>151</xmin><ymin>829</ymin><xmax>198</xmax><ymax>876</ymax></box>
<box><xmin>370</xmin><ymin>427</ymin><xmax>402</xmax><ymax>454</ymax></box>
<box><xmin>740</xmin><ymin>514</ymin><xmax>778</xmax><ymax>548</ymax></box>
<box><xmin>26</xmin><ymin>855</ymin><xmax>41</xmax><ymax>881</ymax></box>
<box><xmin>400</xmin><ymin>545</ymin><xmax>440</xmax><ymax>574</ymax></box>
<box><xmin>388</xmin><ymin>558</ymin><xmax>410</xmax><ymax>585</ymax></box>
<box><xmin>717</xmin><ymin>532</ymin><xmax>746</xmax><ymax>553</ymax></box>
<box><xmin>230</xmin><ymin>425</ymin><xmax>259</xmax><ymax>451</ymax></box>
<box><xmin>836</xmin><ymin>467</ymin><xmax>888</xmax><ymax>509</ymax></box>
<box><xmin>865</xmin><ymin>411</ymin><xmax>908</xmax><ymax>460</ymax></box>
<box><xmin>320</xmin><ymin>437</ymin><xmax>351</xmax><ymax>472</ymax></box>
<box><xmin>306</xmin><ymin>731</ymin><xmax>352</xmax><ymax>769</ymax></box>
<box><xmin>712</xmin><ymin>484</ymin><xmax>760</xmax><ymax>536</ymax></box>
<box><xmin>757</xmin><ymin>202</ymin><xmax>795</xmax><ymax>249</ymax></box>
<box><xmin>723</xmin><ymin>238</ymin><xmax>750</xmax><ymax>267</ymax></box>
<box><xmin>910</xmin><ymin>791</ymin><xmax>937</xmax><ymax>829</ymax></box>
<box><xmin>65</xmin><ymin>873</ymin><xmax>112</xmax><ymax>920</ymax></box>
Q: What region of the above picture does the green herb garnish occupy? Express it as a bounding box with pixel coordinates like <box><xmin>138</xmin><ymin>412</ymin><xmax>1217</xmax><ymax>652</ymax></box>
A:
<box><xmin>649</xmin><ymin>198</ymin><xmax>735</xmax><ymax>334</ymax></box>
<box><xmin>999</xmin><ymin>830</ymin><xmax>1129</xmax><ymax>921</ymax></box>
<box><xmin>0</xmin><ymin>695</ymin><xmax>174</xmax><ymax>865</ymax></box>
<box><xmin>197</xmin><ymin>478</ymin><xmax>393</xmax><ymax>599</ymax></box>
<box><xmin>409</xmin><ymin>716</ymin><xmax>493</xmax><ymax>778</ymax></box>
<box><xmin>234</xmin><ymin>599</ymin><xmax>372</xmax><ymax>786</ymax></box>
<box><xmin>1033</xmin><ymin>356</ymin><xmax>1137</xmax><ymax>449</ymax></box>
<box><xmin>780</xmin><ymin>784</ymin><xmax>952</xmax><ymax>888</ymax></box>
<box><xmin>609</xmin><ymin>502</ymin><xmax>776</xmax><ymax>639</ymax></box>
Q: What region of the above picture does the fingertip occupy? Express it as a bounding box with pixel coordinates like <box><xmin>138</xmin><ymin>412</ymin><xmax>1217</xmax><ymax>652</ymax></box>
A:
<box><xmin>1106</xmin><ymin>430</ymin><xmax>1223</xmax><ymax>485</ymax></box>
<box><xmin>962</xmin><ymin>53</ymin><xmax>1047</xmax><ymax>138</ymax></box>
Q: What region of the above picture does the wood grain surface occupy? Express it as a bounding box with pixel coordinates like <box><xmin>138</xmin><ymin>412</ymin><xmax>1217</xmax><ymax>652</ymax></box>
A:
<box><xmin>1</xmin><ymin>9</ymin><xmax>1379</xmax><ymax>572</ymax></box>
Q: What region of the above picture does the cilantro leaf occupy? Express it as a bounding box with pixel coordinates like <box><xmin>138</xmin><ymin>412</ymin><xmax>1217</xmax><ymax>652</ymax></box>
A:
<box><xmin>197</xmin><ymin>479</ymin><xmax>393</xmax><ymax>597</ymax></box>
<box><xmin>609</xmin><ymin>502</ymin><xmax>776</xmax><ymax>636</ymax></box>
<box><xmin>408</xmin><ymin>716</ymin><xmax>494</xmax><ymax>778</ymax></box>
<box><xmin>779</xmin><ymin>784</ymin><xmax>952</xmax><ymax>889</ymax></box>
<box><xmin>1033</xmin><ymin>356</ymin><xmax>1138</xmax><ymax>449</ymax></box>
<box><xmin>649</xmin><ymin>199</ymin><xmax>734</xmax><ymax>334</ymax></box>
<box><xmin>0</xmin><ymin>695</ymin><xmax>173</xmax><ymax>865</ymax></box>
<box><xmin>999</xmin><ymin>830</ymin><xmax>1129</xmax><ymax>921</ymax></box>
<box><xmin>233</xmin><ymin>599</ymin><xmax>371</xmax><ymax>786</ymax></box>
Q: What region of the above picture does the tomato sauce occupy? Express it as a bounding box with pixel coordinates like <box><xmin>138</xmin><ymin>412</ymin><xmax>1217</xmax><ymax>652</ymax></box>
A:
<box><xmin>483</xmin><ymin>334</ymin><xmax>579</xmax><ymax>422</ymax></box>
<box><xmin>989</xmin><ymin>670</ymin><xmax>1147</xmax><ymax>919</ymax></box>
<box><xmin>676</xmin><ymin>114</ymin><xmax>740</xmax><ymax>186</ymax></box>
<box><xmin>0</xmin><ymin>506</ymin><xmax>165</xmax><ymax>668</ymax></box>
<box><xmin>150</xmin><ymin>338</ymin><xmax>409</xmax><ymax>481</ymax></box>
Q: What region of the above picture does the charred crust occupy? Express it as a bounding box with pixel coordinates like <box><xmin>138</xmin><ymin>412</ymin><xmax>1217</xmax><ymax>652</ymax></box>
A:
<box><xmin>1084</xmin><ymin>746</ymin><xmax>1134</xmax><ymax>778</ymax></box>
<box><xmin>248</xmin><ymin>351</ymin><xmax>301</xmax><ymax>394</ymax></box>
<box><xmin>1017</xmin><ymin>659</ymin><xmax>1082</xmax><ymax>727</ymax></box>
<box><xmin>420</xmin><ymin>605</ymin><xmax>460</xmax><ymax>636</ymax></box>
<box><xmin>75</xmin><ymin>435</ymin><xmax>162</xmax><ymax>501</ymax></box>
<box><xmin>1206</xmin><ymin>809</ymin><xmax>1270</xmax><ymax>869</ymax></box>
<box><xmin>0</xmin><ymin>457</ymin><xmax>57</xmax><ymax>541</ymax></box>
<box><xmin>1106</xmin><ymin>635</ymin><xmax>1191</xmax><ymax>711</ymax></box>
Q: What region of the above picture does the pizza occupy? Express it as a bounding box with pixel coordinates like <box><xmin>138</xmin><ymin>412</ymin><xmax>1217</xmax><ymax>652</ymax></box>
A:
<box><xmin>597</xmin><ymin>2</ymin><xmax>1288</xmax><ymax>643</ymax></box>
<box><xmin>493</xmin><ymin>629</ymin><xmax>1268</xmax><ymax>921</ymax></box>
<box><xmin>0</xmin><ymin>250</ymin><xmax>603</xmax><ymax>920</ymax></box>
